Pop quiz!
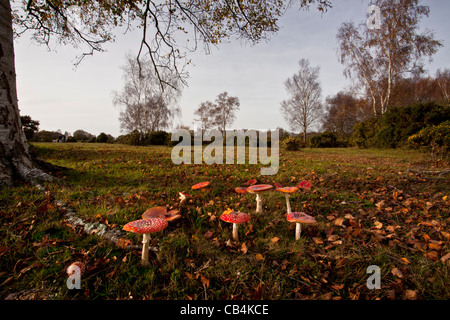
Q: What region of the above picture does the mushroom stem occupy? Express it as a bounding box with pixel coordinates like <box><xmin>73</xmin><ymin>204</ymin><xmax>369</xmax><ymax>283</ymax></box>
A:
<box><xmin>295</xmin><ymin>223</ymin><xmax>302</xmax><ymax>240</ymax></box>
<box><xmin>285</xmin><ymin>194</ymin><xmax>291</xmax><ymax>214</ymax></box>
<box><xmin>232</xmin><ymin>223</ymin><xmax>239</xmax><ymax>241</ymax></box>
<box><xmin>255</xmin><ymin>194</ymin><xmax>263</xmax><ymax>213</ymax></box>
<box><xmin>141</xmin><ymin>233</ymin><xmax>151</xmax><ymax>265</ymax></box>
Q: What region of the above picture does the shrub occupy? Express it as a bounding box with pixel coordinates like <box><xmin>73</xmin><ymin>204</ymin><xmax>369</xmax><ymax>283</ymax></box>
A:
<box><xmin>281</xmin><ymin>136</ymin><xmax>305</xmax><ymax>151</ymax></box>
<box><xmin>149</xmin><ymin>131</ymin><xmax>170</xmax><ymax>145</ymax></box>
<box><xmin>96</xmin><ymin>132</ymin><xmax>108</xmax><ymax>143</ymax></box>
<box><xmin>66</xmin><ymin>136</ymin><xmax>77</xmax><ymax>143</ymax></box>
<box><xmin>408</xmin><ymin>121</ymin><xmax>450</xmax><ymax>159</ymax></box>
<box><xmin>351</xmin><ymin>102</ymin><xmax>449</xmax><ymax>148</ymax></box>
<box><xmin>310</xmin><ymin>132</ymin><xmax>339</xmax><ymax>148</ymax></box>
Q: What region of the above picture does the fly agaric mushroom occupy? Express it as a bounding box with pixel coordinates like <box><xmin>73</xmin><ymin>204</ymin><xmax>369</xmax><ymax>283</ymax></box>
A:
<box><xmin>123</xmin><ymin>218</ymin><xmax>168</xmax><ymax>265</ymax></box>
<box><xmin>191</xmin><ymin>181</ymin><xmax>210</xmax><ymax>190</ymax></box>
<box><xmin>274</xmin><ymin>182</ymin><xmax>283</xmax><ymax>188</ymax></box>
<box><xmin>142</xmin><ymin>206</ymin><xmax>181</xmax><ymax>222</ymax></box>
<box><xmin>247</xmin><ymin>184</ymin><xmax>273</xmax><ymax>213</ymax></box>
<box><xmin>286</xmin><ymin>212</ymin><xmax>317</xmax><ymax>240</ymax></box>
<box><xmin>220</xmin><ymin>209</ymin><xmax>251</xmax><ymax>241</ymax></box>
<box><xmin>298</xmin><ymin>180</ymin><xmax>311</xmax><ymax>189</ymax></box>
<box><xmin>246</xmin><ymin>179</ymin><xmax>257</xmax><ymax>186</ymax></box>
<box><xmin>235</xmin><ymin>187</ymin><xmax>248</xmax><ymax>194</ymax></box>
<box><xmin>276</xmin><ymin>186</ymin><xmax>299</xmax><ymax>214</ymax></box>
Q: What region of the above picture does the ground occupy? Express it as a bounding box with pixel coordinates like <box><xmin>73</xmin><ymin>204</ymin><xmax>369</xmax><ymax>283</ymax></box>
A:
<box><xmin>0</xmin><ymin>143</ymin><xmax>449</xmax><ymax>300</ymax></box>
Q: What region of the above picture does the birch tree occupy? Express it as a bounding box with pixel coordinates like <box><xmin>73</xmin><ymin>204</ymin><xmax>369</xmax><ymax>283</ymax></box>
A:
<box><xmin>280</xmin><ymin>59</ymin><xmax>323</xmax><ymax>142</ymax></box>
<box><xmin>337</xmin><ymin>0</ymin><xmax>442</xmax><ymax>115</ymax></box>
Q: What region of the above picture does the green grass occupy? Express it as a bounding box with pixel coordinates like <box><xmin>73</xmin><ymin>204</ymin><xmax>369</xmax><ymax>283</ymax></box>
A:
<box><xmin>0</xmin><ymin>143</ymin><xmax>449</xmax><ymax>300</ymax></box>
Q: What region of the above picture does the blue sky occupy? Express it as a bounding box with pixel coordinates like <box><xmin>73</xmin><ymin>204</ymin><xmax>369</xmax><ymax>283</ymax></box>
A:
<box><xmin>14</xmin><ymin>0</ymin><xmax>450</xmax><ymax>137</ymax></box>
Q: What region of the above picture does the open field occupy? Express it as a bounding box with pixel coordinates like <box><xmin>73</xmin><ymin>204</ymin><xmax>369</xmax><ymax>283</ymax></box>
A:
<box><xmin>1</xmin><ymin>143</ymin><xmax>449</xmax><ymax>300</ymax></box>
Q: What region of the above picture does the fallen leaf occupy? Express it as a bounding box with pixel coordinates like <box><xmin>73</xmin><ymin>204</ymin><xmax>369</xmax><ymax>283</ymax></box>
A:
<box><xmin>441</xmin><ymin>253</ymin><xmax>450</xmax><ymax>264</ymax></box>
<box><xmin>327</xmin><ymin>235</ymin><xmax>339</xmax><ymax>242</ymax></box>
<box><xmin>401</xmin><ymin>258</ymin><xmax>411</xmax><ymax>265</ymax></box>
<box><xmin>331</xmin><ymin>284</ymin><xmax>344</xmax><ymax>290</ymax></box>
<box><xmin>375</xmin><ymin>200</ymin><xmax>385</xmax><ymax>209</ymax></box>
<box><xmin>426</xmin><ymin>251</ymin><xmax>439</xmax><ymax>261</ymax></box>
<box><xmin>240</xmin><ymin>243</ymin><xmax>248</xmax><ymax>254</ymax></box>
<box><xmin>271</xmin><ymin>237</ymin><xmax>280</xmax><ymax>243</ymax></box>
<box><xmin>334</xmin><ymin>218</ymin><xmax>345</xmax><ymax>227</ymax></box>
<box><xmin>391</xmin><ymin>268</ymin><xmax>403</xmax><ymax>278</ymax></box>
<box><xmin>313</xmin><ymin>237</ymin><xmax>324</xmax><ymax>245</ymax></box>
<box><xmin>373</xmin><ymin>221</ymin><xmax>383</xmax><ymax>229</ymax></box>
<box><xmin>255</xmin><ymin>254</ymin><xmax>265</xmax><ymax>261</ymax></box>
<box><xmin>204</xmin><ymin>231</ymin><xmax>214</xmax><ymax>239</ymax></box>
<box><xmin>404</xmin><ymin>290</ymin><xmax>418</xmax><ymax>300</ymax></box>
<box><xmin>200</xmin><ymin>274</ymin><xmax>210</xmax><ymax>288</ymax></box>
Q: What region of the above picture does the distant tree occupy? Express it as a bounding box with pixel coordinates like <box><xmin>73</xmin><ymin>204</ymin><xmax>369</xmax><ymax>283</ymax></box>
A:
<box><xmin>96</xmin><ymin>132</ymin><xmax>108</xmax><ymax>143</ymax></box>
<box><xmin>194</xmin><ymin>101</ymin><xmax>216</xmax><ymax>134</ymax></box>
<box><xmin>322</xmin><ymin>91</ymin><xmax>371</xmax><ymax>141</ymax></box>
<box><xmin>213</xmin><ymin>92</ymin><xmax>240</xmax><ymax>134</ymax></box>
<box><xmin>337</xmin><ymin>0</ymin><xmax>442</xmax><ymax>115</ymax></box>
<box><xmin>280</xmin><ymin>59</ymin><xmax>324</xmax><ymax>143</ymax></box>
<box><xmin>20</xmin><ymin>115</ymin><xmax>39</xmax><ymax>141</ymax></box>
<box><xmin>436</xmin><ymin>68</ymin><xmax>450</xmax><ymax>102</ymax></box>
<box><xmin>33</xmin><ymin>130</ymin><xmax>60</xmax><ymax>143</ymax></box>
<box><xmin>73</xmin><ymin>130</ymin><xmax>95</xmax><ymax>142</ymax></box>
<box><xmin>113</xmin><ymin>54</ymin><xmax>181</xmax><ymax>141</ymax></box>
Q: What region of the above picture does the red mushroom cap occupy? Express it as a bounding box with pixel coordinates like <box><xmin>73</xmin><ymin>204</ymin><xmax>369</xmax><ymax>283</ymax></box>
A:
<box><xmin>286</xmin><ymin>212</ymin><xmax>317</xmax><ymax>224</ymax></box>
<box><xmin>247</xmin><ymin>184</ymin><xmax>273</xmax><ymax>194</ymax></box>
<box><xmin>298</xmin><ymin>181</ymin><xmax>311</xmax><ymax>189</ymax></box>
<box><xmin>191</xmin><ymin>181</ymin><xmax>210</xmax><ymax>190</ymax></box>
<box><xmin>274</xmin><ymin>182</ymin><xmax>283</xmax><ymax>188</ymax></box>
<box><xmin>246</xmin><ymin>179</ymin><xmax>257</xmax><ymax>186</ymax></box>
<box><xmin>123</xmin><ymin>218</ymin><xmax>168</xmax><ymax>234</ymax></box>
<box><xmin>276</xmin><ymin>186</ymin><xmax>299</xmax><ymax>194</ymax></box>
<box><xmin>235</xmin><ymin>187</ymin><xmax>248</xmax><ymax>194</ymax></box>
<box><xmin>220</xmin><ymin>210</ymin><xmax>251</xmax><ymax>224</ymax></box>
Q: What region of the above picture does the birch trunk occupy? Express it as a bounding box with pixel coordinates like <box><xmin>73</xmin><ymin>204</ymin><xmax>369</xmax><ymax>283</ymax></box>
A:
<box><xmin>0</xmin><ymin>0</ymin><xmax>54</xmax><ymax>187</ymax></box>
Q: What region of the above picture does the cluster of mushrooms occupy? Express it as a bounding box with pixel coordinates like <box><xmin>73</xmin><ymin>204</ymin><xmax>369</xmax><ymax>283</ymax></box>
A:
<box><xmin>122</xmin><ymin>180</ymin><xmax>317</xmax><ymax>265</ymax></box>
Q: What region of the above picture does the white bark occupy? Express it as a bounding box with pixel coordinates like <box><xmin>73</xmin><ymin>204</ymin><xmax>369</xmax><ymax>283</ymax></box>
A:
<box><xmin>0</xmin><ymin>0</ymin><xmax>54</xmax><ymax>187</ymax></box>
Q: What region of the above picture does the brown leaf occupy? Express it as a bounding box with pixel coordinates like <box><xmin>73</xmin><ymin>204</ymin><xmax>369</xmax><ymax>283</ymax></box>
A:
<box><xmin>313</xmin><ymin>237</ymin><xmax>324</xmax><ymax>245</ymax></box>
<box><xmin>116</xmin><ymin>238</ymin><xmax>132</xmax><ymax>249</ymax></box>
<box><xmin>426</xmin><ymin>251</ymin><xmax>439</xmax><ymax>261</ymax></box>
<box><xmin>334</xmin><ymin>218</ymin><xmax>345</xmax><ymax>227</ymax></box>
<box><xmin>391</xmin><ymin>268</ymin><xmax>403</xmax><ymax>278</ymax></box>
<box><xmin>200</xmin><ymin>274</ymin><xmax>210</xmax><ymax>288</ymax></box>
<box><xmin>240</xmin><ymin>243</ymin><xmax>248</xmax><ymax>254</ymax></box>
<box><xmin>204</xmin><ymin>231</ymin><xmax>214</xmax><ymax>239</ymax></box>
<box><xmin>441</xmin><ymin>253</ymin><xmax>450</xmax><ymax>264</ymax></box>
<box><xmin>327</xmin><ymin>235</ymin><xmax>339</xmax><ymax>242</ymax></box>
<box><xmin>271</xmin><ymin>237</ymin><xmax>280</xmax><ymax>243</ymax></box>
<box><xmin>255</xmin><ymin>254</ymin><xmax>265</xmax><ymax>261</ymax></box>
<box><xmin>404</xmin><ymin>290</ymin><xmax>418</xmax><ymax>300</ymax></box>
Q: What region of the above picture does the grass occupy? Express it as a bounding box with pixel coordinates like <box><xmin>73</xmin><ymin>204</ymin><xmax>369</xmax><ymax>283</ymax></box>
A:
<box><xmin>0</xmin><ymin>143</ymin><xmax>449</xmax><ymax>300</ymax></box>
